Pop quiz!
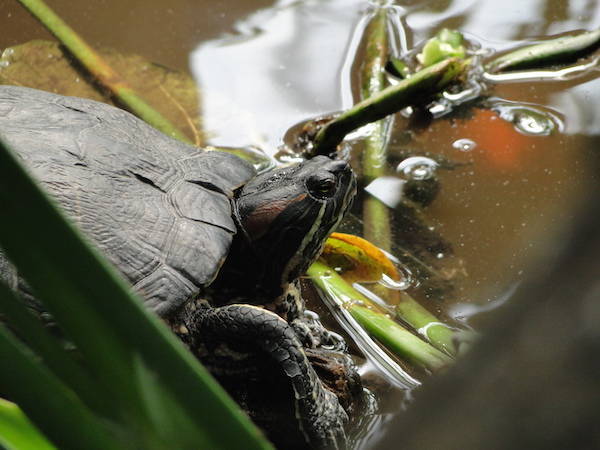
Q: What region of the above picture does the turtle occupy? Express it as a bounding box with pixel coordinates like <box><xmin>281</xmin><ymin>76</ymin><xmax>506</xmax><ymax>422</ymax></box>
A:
<box><xmin>0</xmin><ymin>85</ymin><xmax>358</xmax><ymax>449</ymax></box>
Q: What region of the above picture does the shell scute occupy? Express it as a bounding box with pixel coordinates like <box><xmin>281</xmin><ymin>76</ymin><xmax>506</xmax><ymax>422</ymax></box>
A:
<box><xmin>0</xmin><ymin>86</ymin><xmax>256</xmax><ymax>315</ymax></box>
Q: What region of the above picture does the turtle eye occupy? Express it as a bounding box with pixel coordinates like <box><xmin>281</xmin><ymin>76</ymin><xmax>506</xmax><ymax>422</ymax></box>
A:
<box><xmin>306</xmin><ymin>173</ymin><xmax>337</xmax><ymax>199</ymax></box>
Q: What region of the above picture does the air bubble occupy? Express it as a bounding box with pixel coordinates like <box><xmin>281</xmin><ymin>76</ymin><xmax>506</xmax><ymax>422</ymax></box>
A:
<box><xmin>396</xmin><ymin>156</ymin><xmax>438</xmax><ymax>181</ymax></box>
<box><xmin>378</xmin><ymin>265</ymin><xmax>415</xmax><ymax>291</ymax></box>
<box><xmin>452</xmin><ymin>138</ymin><xmax>476</xmax><ymax>152</ymax></box>
<box><xmin>379</xmin><ymin>273</ymin><xmax>411</xmax><ymax>291</ymax></box>
<box><xmin>512</xmin><ymin>110</ymin><xmax>554</xmax><ymax>136</ymax></box>
<box><xmin>494</xmin><ymin>104</ymin><xmax>560</xmax><ymax>136</ymax></box>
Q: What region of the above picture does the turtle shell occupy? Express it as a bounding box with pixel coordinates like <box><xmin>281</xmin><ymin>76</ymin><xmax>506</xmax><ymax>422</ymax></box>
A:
<box><xmin>0</xmin><ymin>86</ymin><xmax>256</xmax><ymax>316</ymax></box>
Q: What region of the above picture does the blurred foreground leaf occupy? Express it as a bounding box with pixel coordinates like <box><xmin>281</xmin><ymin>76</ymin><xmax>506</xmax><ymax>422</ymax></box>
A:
<box><xmin>0</xmin><ymin>398</ymin><xmax>56</xmax><ymax>450</ymax></box>
<box><xmin>0</xmin><ymin>134</ymin><xmax>272</xmax><ymax>450</ymax></box>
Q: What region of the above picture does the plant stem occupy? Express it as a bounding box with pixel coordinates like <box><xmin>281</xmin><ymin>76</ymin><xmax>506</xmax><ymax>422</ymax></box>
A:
<box><xmin>350</xmin><ymin>305</ymin><xmax>451</xmax><ymax>371</ymax></box>
<box><xmin>16</xmin><ymin>0</ymin><xmax>191</xmax><ymax>144</ymax></box>
<box><xmin>486</xmin><ymin>28</ymin><xmax>600</xmax><ymax>73</ymax></box>
<box><xmin>316</xmin><ymin>7</ymin><xmax>464</xmax><ymax>359</ymax></box>
<box><xmin>312</xmin><ymin>57</ymin><xmax>463</xmax><ymax>155</ymax></box>
<box><xmin>394</xmin><ymin>291</ymin><xmax>459</xmax><ymax>355</ymax></box>
<box><xmin>360</xmin><ymin>7</ymin><xmax>392</xmax><ymax>253</ymax></box>
<box><xmin>312</xmin><ymin>28</ymin><xmax>600</xmax><ymax>158</ymax></box>
<box><xmin>308</xmin><ymin>261</ymin><xmax>452</xmax><ymax>371</ymax></box>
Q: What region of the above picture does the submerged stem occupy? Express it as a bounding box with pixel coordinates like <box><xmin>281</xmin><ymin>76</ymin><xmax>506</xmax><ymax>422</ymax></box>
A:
<box><xmin>360</xmin><ymin>7</ymin><xmax>392</xmax><ymax>253</ymax></box>
<box><xmin>394</xmin><ymin>292</ymin><xmax>461</xmax><ymax>355</ymax></box>
<box><xmin>308</xmin><ymin>261</ymin><xmax>452</xmax><ymax>371</ymax></box>
<box><xmin>16</xmin><ymin>0</ymin><xmax>191</xmax><ymax>144</ymax></box>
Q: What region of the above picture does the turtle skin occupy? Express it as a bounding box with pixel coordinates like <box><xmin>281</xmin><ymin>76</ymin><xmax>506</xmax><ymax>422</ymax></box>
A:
<box><xmin>0</xmin><ymin>86</ymin><xmax>354</xmax><ymax>449</ymax></box>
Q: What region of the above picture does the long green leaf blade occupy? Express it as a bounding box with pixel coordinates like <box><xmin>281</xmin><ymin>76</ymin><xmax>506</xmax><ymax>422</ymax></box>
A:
<box><xmin>0</xmin><ymin>281</ymin><xmax>109</xmax><ymax>416</ymax></box>
<box><xmin>0</xmin><ymin>324</ymin><xmax>127</xmax><ymax>450</ymax></box>
<box><xmin>0</xmin><ymin>398</ymin><xmax>57</xmax><ymax>450</ymax></box>
<box><xmin>16</xmin><ymin>0</ymin><xmax>192</xmax><ymax>144</ymax></box>
<box><xmin>0</xmin><ymin>133</ymin><xmax>272</xmax><ymax>449</ymax></box>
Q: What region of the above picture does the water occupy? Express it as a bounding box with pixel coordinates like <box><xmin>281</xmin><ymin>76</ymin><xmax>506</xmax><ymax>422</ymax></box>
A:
<box><xmin>2</xmin><ymin>0</ymin><xmax>599</xmax><ymax>448</ymax></box>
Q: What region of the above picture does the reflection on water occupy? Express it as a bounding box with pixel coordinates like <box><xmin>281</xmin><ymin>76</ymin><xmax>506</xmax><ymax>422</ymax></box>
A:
<box><xmin>190</xmin><ymin>0</ymin><xmax>369</xmax><ymax>150</ymax></box>
<box><xmin>452</xmin><ymin>137</ymin><xmax>477</xmax><ymax>151</ymax></box>
<box><xmin>189</xmin><ymin>3</ymin><xmax>599</xmax><ymax>445</ymax></box>
<box><xmin>483</xmin><ymin>55</ymin><xmax>600</xmax><ymax>83</ymax></box>
<box><xmin>551</xmin><ymin>79</ymin><xmax>600</xmax><ymax>135</ymax></box>
<box><xmin>364</xmin><ymin>176</ymin><xmax>405</xmax><ymax>208</ymax></box>
<box><xmin>405</xmin><ymin>0</ymin><xmax>599</xmax><ymax>45</ymax></box>
<box><xmin>396</xmin><ymin>156</ymin><xmax>439</xmax><ymax>180</ymax></box>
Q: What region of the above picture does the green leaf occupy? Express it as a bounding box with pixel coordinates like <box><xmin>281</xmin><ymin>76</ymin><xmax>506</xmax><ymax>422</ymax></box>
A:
<box><xmin>386</xmin><ymin>57</ymin><xmax>411</xmax><ymax>78</ymax></box>
<box><xmin>313</xmin><ymin>57</ymin><xmax>464</xmax><ymax>154</ymax></box>
<box><xmin>0</xmin><ymin>322</ymin><xmax>127</xmax><ymax>450</ymax></box>
<box><xmin>0</xmin><ymin>281</ymin><xmax>110</xmax><ymax>417</ymax></box>
<box><xmin>417</xmin><ymin>28</ymin><xmax>466</xmax><ymax>68</ymax></box>
<box><xmin>0</xmin><ymin>398</ymin><xmax>57</xmax><ymax>450</ymax></box>
<box><xmin>132</xmin><ymin>356</ymin><xmax>213</xmax><ymax>450</ymax></box>
<box><xmin>349</xmin><ymin>305</ymin><xmax>452</xmax><ymax>371</ymax></box>
<box><xmin>0</xmin><ymin>132</ymin><xmax>272</xmax><ymax>450</ymax></box>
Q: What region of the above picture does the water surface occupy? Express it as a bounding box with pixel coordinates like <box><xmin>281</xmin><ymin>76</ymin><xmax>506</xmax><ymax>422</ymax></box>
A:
<box><xmin>2</xmin><ymin>0</ymin><xmax>599</xmax><ymax>447</ymax></box>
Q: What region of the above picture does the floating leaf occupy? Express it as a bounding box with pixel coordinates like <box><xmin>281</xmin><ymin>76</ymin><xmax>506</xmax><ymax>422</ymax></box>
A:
<box><xmin>321</xmin><ymin>232</ymin><xmax>399</xmax><ymax>284</ymax></box>
<box><xmin>0</xmin><ymin>40</ymin><xmax>203</xmax><ymax>145</ymax></box>
<box><xmin>319</xmin><ymin>233</ymin><xmax>465</xmax><ymax>356</ymax></box>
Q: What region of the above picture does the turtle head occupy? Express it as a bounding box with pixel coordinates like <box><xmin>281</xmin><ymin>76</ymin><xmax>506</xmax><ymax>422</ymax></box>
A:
<box><xmin>232</xmin><ymin>156</ymin><xmax>356</xmax><ymax>297</ymax></box>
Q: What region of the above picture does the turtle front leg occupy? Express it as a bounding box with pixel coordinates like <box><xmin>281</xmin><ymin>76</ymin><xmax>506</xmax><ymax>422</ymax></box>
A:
<box><xmin>171</xmin><ymin>299</ymin><xmax>348</xmax><ymax>450</ymax></box>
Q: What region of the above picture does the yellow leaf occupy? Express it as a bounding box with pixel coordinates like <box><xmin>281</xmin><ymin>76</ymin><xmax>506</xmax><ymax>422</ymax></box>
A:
<box><xmin>320</xmin><ymin>233</ymin><xmax>399</xmax><ymax>284</ymax></box>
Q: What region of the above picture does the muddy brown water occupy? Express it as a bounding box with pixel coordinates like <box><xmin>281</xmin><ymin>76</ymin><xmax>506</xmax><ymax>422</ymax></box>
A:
<box><xmin>2</xmin><ymin>0</ymin><xmax>599</xmax><ymax>448</ymax></box>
